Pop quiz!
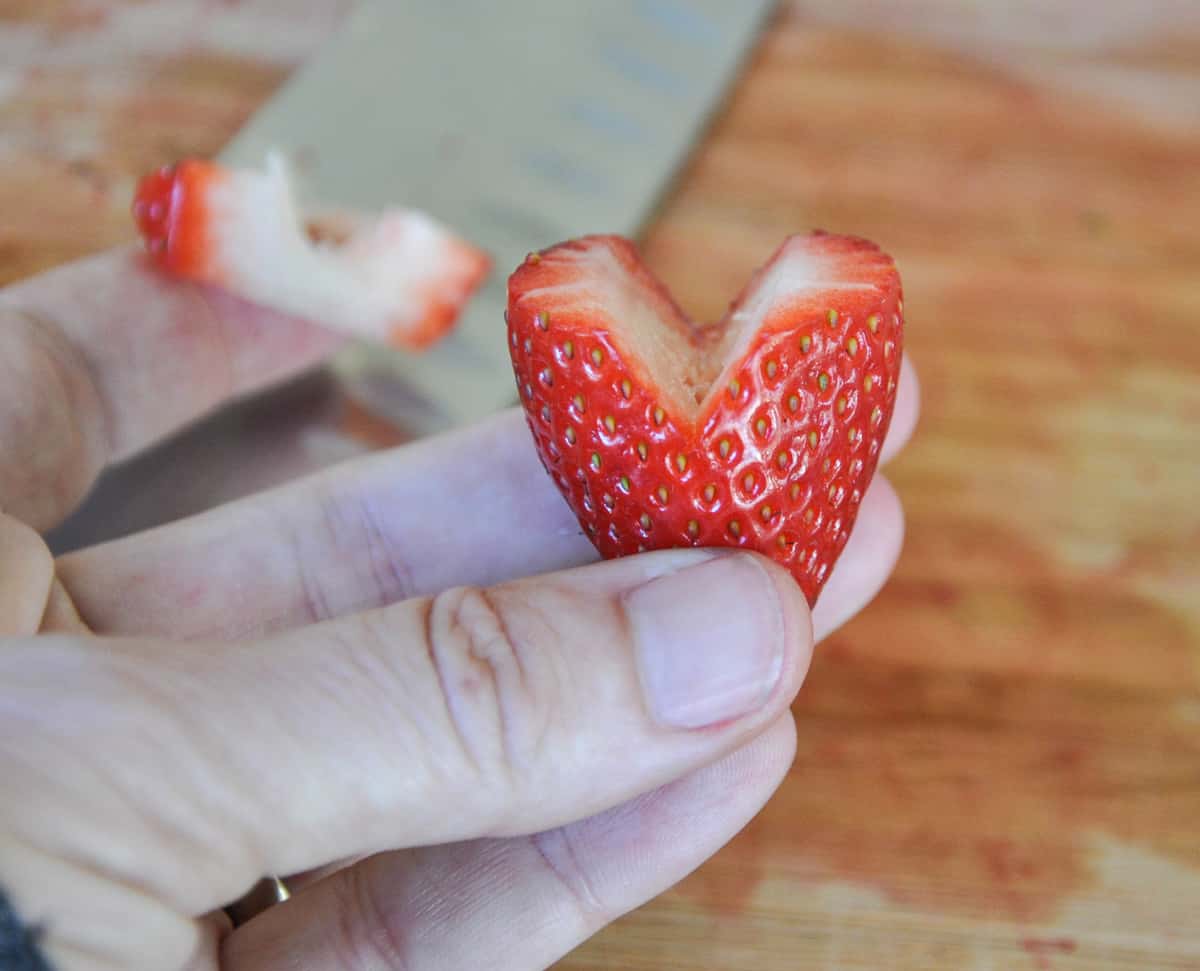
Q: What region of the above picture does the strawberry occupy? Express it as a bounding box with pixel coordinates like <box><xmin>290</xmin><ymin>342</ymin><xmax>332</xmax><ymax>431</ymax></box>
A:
<box><xmin>507</xmin><ymin>233</ymin><xmax>903</xmax><ymax>605</ymax></box>
<box><xmin>132</xmin><ymin>154</ymin><xmax>490</xmax><ymax>349</ymax></box>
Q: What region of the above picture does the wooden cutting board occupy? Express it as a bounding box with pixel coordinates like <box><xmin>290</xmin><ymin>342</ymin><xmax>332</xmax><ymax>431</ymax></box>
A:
<box><xmin>3</xmin><ymin>2</ymin><xmax>1198</xmax><ymax>969</ymax></box>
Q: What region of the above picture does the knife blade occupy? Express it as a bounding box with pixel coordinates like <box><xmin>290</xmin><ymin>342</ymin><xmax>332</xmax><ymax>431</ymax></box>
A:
<box><xmin>222</xmin><ymin>0</ymin><xmax>777</xmax><ymax>435</ymax></box>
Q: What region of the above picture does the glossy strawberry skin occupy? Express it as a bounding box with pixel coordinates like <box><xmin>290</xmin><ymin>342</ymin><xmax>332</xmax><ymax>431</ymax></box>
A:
<box><xmin>507</xmin><ymin>234</ymin><xmax>903</xmax><ymax>605</ymax></box>
<box><xmin>132</xmin><ymin>160</ymin><xmax>219</xmax><ymax>278</ymax></box>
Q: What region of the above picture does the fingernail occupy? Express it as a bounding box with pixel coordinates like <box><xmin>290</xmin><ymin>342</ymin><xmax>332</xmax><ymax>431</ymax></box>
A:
<box><xmin>625</xmin><ymin>554</ymin><xmax>786</xmax><ymax>729</ymax></box>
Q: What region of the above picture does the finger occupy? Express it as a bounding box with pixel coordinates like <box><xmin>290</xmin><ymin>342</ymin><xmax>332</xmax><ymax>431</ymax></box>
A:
<box><xmin>58</xmin><ymin>409</ymin><xmax>595</xmax><ymax>640</ymax></box>
<box><xmin>223</xmin><ymin>716</ymin><xmax>797</xmax><ymax>971</ymax></box>
<box><xmin>0</xmin><ymin>247</ymin><xmax>342</xmax><ymax>529</ymax></box>
<box><xmin>48</xmin><ymin>371</ymin><xmax>377</xmax><ymax>553</ymax></box>
<box><xmin>0</xmin><ymin>512</ymin><xmax>55</xmax><ymax>635</ymax></box>
<box><xmin>61</xmin><ymin>362</ymin><xmax>916</xmax><ymax>641</ymax></box>
<box><xmin>2</xmin><ymin>550</ymin><xmax>811</xmax><ymax>918</ymax></box>
<box><xmin>0</xmin><ymin>836</ymin><xmax>214</xmax><ymax>971</ymax></box>
<box><xmin>881</xmin><ymin>353</ymin><xmax>919</xmax><ymax>466</ymax></box>
<box><xmin>811</xmin><ymin>474</ymin><xmax>904</xmax><ymax>641</ymax></box>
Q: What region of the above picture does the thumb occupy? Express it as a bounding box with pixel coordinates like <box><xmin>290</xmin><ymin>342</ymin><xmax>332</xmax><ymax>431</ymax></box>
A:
<box><xmin>0</xmin><ymin>550</ymin><xmax>813</xmax><ymax>934</ymax></box>
<box><xmin>256</xmin><ymin>549</ymin><xmax>816</xmax><ymax>864</ymax></box>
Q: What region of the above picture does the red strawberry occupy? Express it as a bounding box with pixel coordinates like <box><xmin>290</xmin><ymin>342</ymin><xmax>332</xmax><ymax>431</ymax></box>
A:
<box><xmin>507</xmin><ymin>233</ymin><xmax>903</xmax><ymax>605</ymax></box>
<box><xmin>132</xmin><ymin>154</ymin><xmax>490</xmax><ymax>349</ymax></box>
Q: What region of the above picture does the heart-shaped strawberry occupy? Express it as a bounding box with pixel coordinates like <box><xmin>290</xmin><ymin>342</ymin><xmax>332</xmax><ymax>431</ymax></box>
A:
<box><xmin>507</xmin><ymin>232</ymin><xmax>903</xmax><ymax>605</ymax></box>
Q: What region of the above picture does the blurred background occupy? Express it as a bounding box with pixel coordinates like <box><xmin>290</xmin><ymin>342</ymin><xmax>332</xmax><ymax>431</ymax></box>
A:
<box><xmin>3</xmin><ymin>2</ymin><xmax>1198</xmax><ymax>969</ymax></box>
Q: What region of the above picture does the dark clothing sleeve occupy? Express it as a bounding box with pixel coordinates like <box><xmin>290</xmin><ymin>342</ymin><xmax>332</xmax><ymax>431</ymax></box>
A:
<box><xmin>0</xmin><ymin>887</ymin><xmax>53</xmax><ymax>971</ymax></box>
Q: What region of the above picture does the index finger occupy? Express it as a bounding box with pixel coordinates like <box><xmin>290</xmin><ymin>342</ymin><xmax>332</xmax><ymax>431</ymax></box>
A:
<box><xmin>0</xmin><ymin>247</ymin><xmax>343</xmax><ymax>530</ymax></box>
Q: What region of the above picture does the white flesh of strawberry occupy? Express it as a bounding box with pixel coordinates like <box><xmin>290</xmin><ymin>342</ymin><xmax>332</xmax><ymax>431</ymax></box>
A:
<box><xmin>532</xmin><ymin>237</ymin><xmax>878</xmax><ymax>420</ymax></box>
<box><xmin>203</xmin><ymin>154</ymin><xmax>485</xmax><ymax>344</ymax></box>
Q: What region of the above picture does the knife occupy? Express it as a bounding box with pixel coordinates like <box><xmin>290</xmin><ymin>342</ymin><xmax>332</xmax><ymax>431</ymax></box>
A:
<box><xmin>222</xmin><ymin>0</ymin><xmax>778</xmax><ymax>436</ymax></box>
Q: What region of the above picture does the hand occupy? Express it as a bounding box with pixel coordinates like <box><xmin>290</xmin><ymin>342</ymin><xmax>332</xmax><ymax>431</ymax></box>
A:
<box><xmin>0</xmin><ymin>249</ymin><xmax>918</xmax><ymax>970</ymax></box>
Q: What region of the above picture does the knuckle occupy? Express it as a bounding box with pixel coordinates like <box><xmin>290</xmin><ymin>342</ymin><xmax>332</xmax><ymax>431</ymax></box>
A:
<box><xmin>425</xmin><ymin>585</ymin><xmax>559</xmax><ymax>788</ymax></box>
<box><xmin>330</xmin><ymin>862</ymin><xmax>413</xmax><ymax>971</ymax></box>
<box><xmin>332</xmin><ymin>484</ymin><xmax>416</xmax><ymax>606</ymax></box>
<box><xmin>529</xmin><ymin>826</ymin><xmax>611</xmax><ymax>932</ymax></box>
<box><xmin>292</xmin><ymin>478</ymin><xmax>417</xmax><ymax>625</ymax></box>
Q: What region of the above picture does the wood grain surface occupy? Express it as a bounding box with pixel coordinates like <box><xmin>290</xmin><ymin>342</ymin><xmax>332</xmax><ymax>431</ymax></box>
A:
<box><xmin>3</xmin><ymin>2</ymin><xmax>1199</xmax><ymax>969</ymax></box>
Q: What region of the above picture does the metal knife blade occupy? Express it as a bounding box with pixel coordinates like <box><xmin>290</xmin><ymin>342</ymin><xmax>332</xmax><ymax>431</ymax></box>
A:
<box><xmin>223</xmin><ymin>0</ymin><xmax>776</xmax><ymax>435</ymax></box>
